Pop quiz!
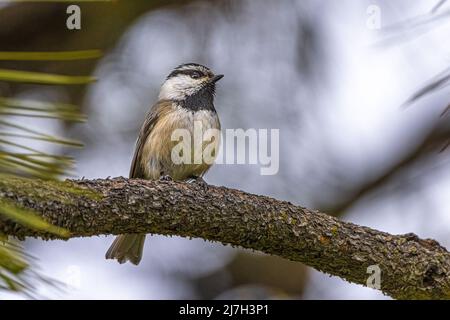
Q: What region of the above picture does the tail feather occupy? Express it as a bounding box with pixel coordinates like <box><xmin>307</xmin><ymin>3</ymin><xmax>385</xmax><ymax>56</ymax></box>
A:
<box><xmin>105</xmin><ymin>234</ymin><xmax>146</xmax><ymax>265</ymax></box>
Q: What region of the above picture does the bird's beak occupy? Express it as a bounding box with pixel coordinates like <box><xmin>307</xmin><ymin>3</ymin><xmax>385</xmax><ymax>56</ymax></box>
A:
<box><xmin>211</xmin><ymin>74</ymin><xmax>224</xmax><ymax>83</ymax></box>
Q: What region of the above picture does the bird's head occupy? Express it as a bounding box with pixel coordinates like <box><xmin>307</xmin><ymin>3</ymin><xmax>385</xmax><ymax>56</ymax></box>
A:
<box><xmin>159</xmin><ymin>63</ymin><xmax>224</xmax><ymax>101</ymax></box>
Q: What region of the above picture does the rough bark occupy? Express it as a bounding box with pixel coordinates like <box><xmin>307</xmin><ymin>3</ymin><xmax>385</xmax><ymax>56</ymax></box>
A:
<box><xmin>0</xmin><ymin>176</ymin><xmax>450</xmax><ymax>300</ymax></box>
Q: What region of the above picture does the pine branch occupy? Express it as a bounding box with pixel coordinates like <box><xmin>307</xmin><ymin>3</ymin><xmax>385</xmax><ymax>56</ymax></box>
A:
<box><xmin>0</xmin><ymin>176</ymin><xmax>449</xmax><ymax>300</ymax></box>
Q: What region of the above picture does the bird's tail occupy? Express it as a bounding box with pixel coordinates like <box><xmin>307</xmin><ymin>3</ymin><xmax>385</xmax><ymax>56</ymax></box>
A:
<box><xmin>105</xmin><ymin>234</ymin><xmax>146</xmax><ymax>265</ymax></box>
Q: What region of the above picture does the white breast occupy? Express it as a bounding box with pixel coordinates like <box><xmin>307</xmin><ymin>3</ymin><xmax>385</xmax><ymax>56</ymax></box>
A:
<box><xmin>142</xmin><ymin>106</ymin><xmax>221</xmax><ymax>180</ymax></box>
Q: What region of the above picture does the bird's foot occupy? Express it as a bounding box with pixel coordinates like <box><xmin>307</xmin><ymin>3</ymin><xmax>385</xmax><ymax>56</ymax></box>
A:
<box><xmin>189</xmin><ymin>176</ymin><xmax>208</xmax><ymax>190</ymax></box>
<box><xmin>159</xmin><ymin>175</ymin><xmax>173</xmax><ymax>182</ymax></box>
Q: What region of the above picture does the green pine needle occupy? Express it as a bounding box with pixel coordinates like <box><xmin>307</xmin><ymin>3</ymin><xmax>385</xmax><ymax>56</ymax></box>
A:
<box><xmin>0</xmin><ymin>47</ymin><xmax>97</xmax><ymax>296</ymax></box>
<box><xmin>0</xmin><ymin>69</ymin><xmax>96</xmax><ymax>85</ymax></box>
<box><xmin>0</xmin><ymin>50</ymin><xmax>102</xmax><ymax>61</ymax></box>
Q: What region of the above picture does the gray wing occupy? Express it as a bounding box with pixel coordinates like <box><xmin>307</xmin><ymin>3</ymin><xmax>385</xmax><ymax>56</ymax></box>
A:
<box><xmin>129</xmin><ymin>104</ymin><xmax>161</xmax><ymax>179</ymax></box>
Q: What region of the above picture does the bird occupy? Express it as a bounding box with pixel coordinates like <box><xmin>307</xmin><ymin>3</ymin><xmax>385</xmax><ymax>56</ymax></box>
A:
<box><xmin>105</xmin><ymin>63</ymin><xmax>223</xmax><ymax>265</ymax></box>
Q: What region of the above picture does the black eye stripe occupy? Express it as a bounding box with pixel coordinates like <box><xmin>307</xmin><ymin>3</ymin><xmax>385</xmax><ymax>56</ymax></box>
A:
<box><xmin>167</xmin><ymin>69</ymin><xmax>205</xmax><ymax>79</ymax></box>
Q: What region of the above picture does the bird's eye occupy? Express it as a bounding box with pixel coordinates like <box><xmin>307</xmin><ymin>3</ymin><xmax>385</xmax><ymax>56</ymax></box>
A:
<box><xmin>190</xmin><ymin>72</ymin><xmax>202</xmax><ymax>79</ymax></box>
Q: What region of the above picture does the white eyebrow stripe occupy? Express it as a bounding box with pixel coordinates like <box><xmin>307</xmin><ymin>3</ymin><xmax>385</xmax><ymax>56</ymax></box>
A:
<box><xmin>176</xmin><ymin>65</ymin><xmax>210</xmax><ymax>73</ymax></box>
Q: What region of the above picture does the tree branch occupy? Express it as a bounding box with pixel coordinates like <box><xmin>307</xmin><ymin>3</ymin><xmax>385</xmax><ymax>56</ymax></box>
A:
<box><xmin>1</xmin><ymin>176</ymin><xmax>450</xmax><ymax>299</ymax></box>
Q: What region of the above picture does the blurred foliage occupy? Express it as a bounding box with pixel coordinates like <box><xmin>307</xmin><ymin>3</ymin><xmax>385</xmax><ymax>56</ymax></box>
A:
<box><xmin>0</xmin><ymin>49</ymin><xmax>99</xmax><ymax>296</ymax></box>
<box><xmin>376</xmin><ymin>0</ymin><xmax>450</xmax><ymax>47</ymax></box>
<box><xmin>432</xmin><ymin>0</ymin><xmax>448</xmax><ymax>13</ymax></box>
<box><xmin>404</xmin><ymin>67</ymin><xmax>450</xmax><ymax>107</ymax></box>
<box><xmin>0</xmin><ymin>0</ymin><xmax>195</xmax><ymax>299</ymax></box>
<box><xmin>0</xmin><ymin>236</ymin><xmax>58</xmax><ymax>298</ymax></box>
<box><xmin>0</xmin><ymin>198</ymin><xmax>69</xmax><ymax>238</ymax></box>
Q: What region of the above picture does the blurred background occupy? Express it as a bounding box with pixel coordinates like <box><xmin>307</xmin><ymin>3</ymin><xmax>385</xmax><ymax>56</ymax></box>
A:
<box><xmin>1</xmin><ymin>0</ymin><xmax>450</xmax><ymax>299</ymax></box>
